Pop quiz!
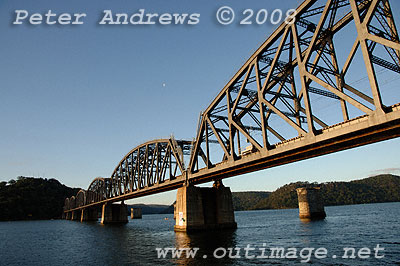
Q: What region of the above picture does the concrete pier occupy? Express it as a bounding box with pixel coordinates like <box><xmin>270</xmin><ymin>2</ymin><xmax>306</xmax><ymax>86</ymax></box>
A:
<box><xmin>81</xmin><ymin>208</ymin><xmax>98</xmax><ymax>222</ymax></box>
<box><xmin>101</xmin><ymin>203</ymin><xmax>128</xmax><ymax>224</ymax></box>
<box><xmin>131</xmin><ymin>208</ymin><xmax>142</xmax><ymax>219</ymax></box>
<box><xmin>71</xmin><ymin>210</ymin><xmax>81</xmax><ymax>221</ymax></box>
<box><xmin>296</xmin><ymin>187</ymin><xmax>326</xmax><ymax>220</ymax></box>
<box><xmin>174</xmin><ymin>182</ymin><xmax>237</xmax><ymax>232</ymax></box>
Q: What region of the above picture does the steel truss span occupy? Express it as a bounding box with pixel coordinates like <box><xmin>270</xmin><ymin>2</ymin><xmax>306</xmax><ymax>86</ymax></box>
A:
<box><xmin>65</xmin><ymin>0</ymin><xmax>400</xmax><ymax>212</ymax></box>
<box><xmin>64</xmin><ymin>139</ymin><xmax>193</xmax><ymax>210</ymax></box>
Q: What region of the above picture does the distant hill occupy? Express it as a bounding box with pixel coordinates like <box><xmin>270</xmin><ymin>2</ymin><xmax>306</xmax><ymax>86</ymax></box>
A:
<box><xmin>127</xmin><ymin>204</ymin><xmax>172</xmax><ymax>215</ymax></box>
<box><xmin>0</xmin><ymin>177</ymin><xmax>79</xmax><ymax>221</ymax></box>
<box><xmin>234</xmin><ymin>174</ymin><xmax>400</xmax><ymax>211</ymax></box>
<box><xmin>1</xmin><ymin>174</ymin><xmax>399</xmax><ymax>220</ymax></box>
<box><xmin>232</xmin><ymin>192</ymin><xmax>271</xmax><ymax>211</ymax></box>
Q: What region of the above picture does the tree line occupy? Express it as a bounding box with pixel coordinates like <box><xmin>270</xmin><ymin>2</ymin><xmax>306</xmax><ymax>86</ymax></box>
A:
<box><xmin>232</xmin><ymin>174</ymin><xmax>400</xmax><ymax>211</ymax></box>
<box><xmin>1</xmin><ymin>174</ymin><xmax>399</xmax><ymax>220</ymax></box>
<box><xmin>0</xmin><ymin>177</ymin><xmax>79</xmax><ymax>221</ymax></box>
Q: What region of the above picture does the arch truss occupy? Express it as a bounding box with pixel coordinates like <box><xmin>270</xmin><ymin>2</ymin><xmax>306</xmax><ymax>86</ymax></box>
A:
<box><xmin>189</xmin><ymin>0</ymin><xmax>400</xmax><ymax>173</ymax></box>
<box><xmin>86</xmin><ymin>177</ymin><xmax>112</xmax><ymax>204</ymax></box>
<box><xmin>76</xmin><ymin>189</ymin><xmax>87</xmax><ymax>207</ymax></box>
<box><xmin>109</xmin><ymin>138</ymin><xmax>192</xmax><ymax>197</ymax></box>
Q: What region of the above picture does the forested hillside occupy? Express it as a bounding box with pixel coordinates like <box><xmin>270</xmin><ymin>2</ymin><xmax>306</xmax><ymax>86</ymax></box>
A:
<box><xmin>232</xmin><ymin>174</ymin><xmax>400</xmax><ymax>211</ymax></box>
<box><xmin>232</xmin><ymin>192</ymin><xmax>271</xmax><ymax>211</ymax></box>
<box><xmin>0</xmin><ymin>177</ymin><xmax>79</xmax><ymax>220</ymax></box>
<box><xmin>1</xmin><ymin>174</ymin><xmax>398</xmax><ymax>220</ymax></box>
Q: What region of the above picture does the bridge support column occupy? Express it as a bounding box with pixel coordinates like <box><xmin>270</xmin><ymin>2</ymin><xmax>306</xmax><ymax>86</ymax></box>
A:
<box><xmin>174</xmin><ymin>182</ymin><xmax>237</xmax><ymax>232</ymax></box>
<box><xmin>101</xmin><ymin>203</ymin><xmax>128</xmax><ymax>224</ymax></box>
<box><xmin>131</xmin><ymin>208</ymin><xmax>142</xmax><ymax>219</ymax></box>
<box><xmin>81</xmin><ymin>207</ymin><xmax>98</xmax><ymax>222</ymax></box>
<box><xmin>71</xmin><ymin>210</ymin><xmax>81</xmax><ymax>221</ymax></box>
<box><xmin>296</xmin><ymin>187</ymin><xmax>326</xmax><ymax>220</ymax></box>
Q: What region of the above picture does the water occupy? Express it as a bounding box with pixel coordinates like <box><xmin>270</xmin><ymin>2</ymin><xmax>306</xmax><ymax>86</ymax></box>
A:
<box><xmin>0</xmin><ymin>202</ymin><xmax>399</xmax><ymax>265</ymax></box>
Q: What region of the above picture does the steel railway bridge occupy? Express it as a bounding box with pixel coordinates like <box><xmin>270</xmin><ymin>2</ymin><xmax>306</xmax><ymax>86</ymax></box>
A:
<box><xmin>64</xmin><ymin>0</ymin><xmax>400</xmax><ymax>225</ymax></box>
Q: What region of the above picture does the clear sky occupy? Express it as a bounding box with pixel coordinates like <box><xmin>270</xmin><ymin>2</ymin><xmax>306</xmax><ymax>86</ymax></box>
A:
<box><xmin>0</xmin><ymin>0</ymin><xmax>399</xmax><ymax>205</ymax></box>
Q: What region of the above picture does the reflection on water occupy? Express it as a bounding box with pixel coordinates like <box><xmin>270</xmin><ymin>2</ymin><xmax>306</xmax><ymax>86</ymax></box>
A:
<box><xmin>174</xmin><ymin>230</ymin><xmax>237</xmax><ymax>266</ymax></box>
<box><xmin>298</xmin><ymin>219</ymin><xmax>328</xmax><ymax>246</ymax></box>
<box><xmin>0</xmin><ymin>202</ymin><xmax>399</xmax><ymax>265</ymax></box>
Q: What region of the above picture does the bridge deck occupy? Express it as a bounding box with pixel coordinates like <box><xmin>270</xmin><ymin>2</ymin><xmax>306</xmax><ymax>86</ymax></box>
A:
<box><xmin>66</xmin><ymin>106</ymin><xmax>400</xmax><ymax>212</ymax></box>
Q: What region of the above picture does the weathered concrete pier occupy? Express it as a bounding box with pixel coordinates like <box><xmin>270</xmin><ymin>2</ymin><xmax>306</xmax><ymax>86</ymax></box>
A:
<box><xmin>296</xmin><ymin>187</ymin><xmax>326</xmax><ymax>220</ymax></box>
<box><xmin>100</xmin><ymin>203</ymin><xmax>128</xmax><ymax>224</ymax></box>
<box><xmin>131</xmin><ymin>208</ymin><xmax>142</xmax><ymax>219</ymax></box>
<box><xmin>174</xmin><ymin>181</ymin><xmax>237</xmax><ymax>232</ymax></box>
<box><xmin>81</xmin><ymin>207</ymin><xmax>98</xmax><ymax>222</ymax></box>
<box><xmin>71</xmin><ymin>210</ymin><xmax>81</xmax><ymax>221</ymax></box>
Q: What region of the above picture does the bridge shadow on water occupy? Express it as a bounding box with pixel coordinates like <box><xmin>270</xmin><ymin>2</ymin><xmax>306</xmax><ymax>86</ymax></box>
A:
<box><xmin>46</xmin><ymin>204</ymin><xmax>400</xmax><ymax>265</ymax></box>
<box><xmin>96</xmin><ymin>216</ymin><xmax>238</xmax><ymax>265</ymax></box>
<box><xmin>64</xmin><ymin>215</ymin><xmax>238</xmax><ymax>266</ymax></box>
<box><xmin>173</xmin><ymin>230</ymin><xmax>238</xmax><ymax>266</ymax></box>
<box><xmin>79</xmin><ymin>217</ymin><xmax>240</xmax><ymax>266</ymax></box>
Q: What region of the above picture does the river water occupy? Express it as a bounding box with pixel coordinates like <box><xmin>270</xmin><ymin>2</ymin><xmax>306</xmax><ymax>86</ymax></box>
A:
<box><xmin>0</xmin><ymin>202</ymin><xmax>399</xmax><ymax>265</ymax></box>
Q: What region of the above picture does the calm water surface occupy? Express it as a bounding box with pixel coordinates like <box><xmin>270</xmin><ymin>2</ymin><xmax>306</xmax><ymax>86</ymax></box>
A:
<box><xmin>0</xmin><ymin>202</ymin><xmax>399</xmax><ymax>265</ymax></box>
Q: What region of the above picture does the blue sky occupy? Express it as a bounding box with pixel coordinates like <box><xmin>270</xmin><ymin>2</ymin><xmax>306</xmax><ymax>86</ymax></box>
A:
<box><xmin>0</xmin><ymin>0</ymin><xmax>399</xmax><ymax>205</ymax></box>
